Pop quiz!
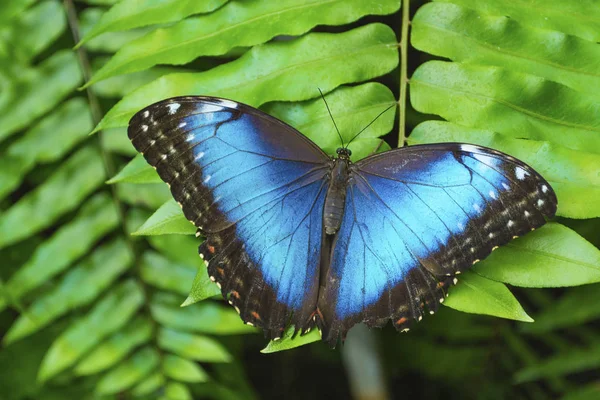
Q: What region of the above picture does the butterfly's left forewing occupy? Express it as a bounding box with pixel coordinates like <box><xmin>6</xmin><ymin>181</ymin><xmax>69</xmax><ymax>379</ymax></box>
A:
<box><xmin>128</xmin><ymin>96</ymin><xmax>330</xmax><ymax>338</ymax></box>
<box><xmin>318</xmin><ymin>143</ymin><xmax>557</xmax><ymax>345</ymax></box>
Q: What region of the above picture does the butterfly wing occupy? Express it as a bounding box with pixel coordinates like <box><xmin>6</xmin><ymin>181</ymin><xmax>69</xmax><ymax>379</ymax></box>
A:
<box><xmin>128</xmin><ymin>96</ymin><xmax>331</xmax><ymax>338</ymax></box>
<box><xmin>318</xmin><ymin>143</ymin><xmax>557</xmax><ymax>345</ymax></box>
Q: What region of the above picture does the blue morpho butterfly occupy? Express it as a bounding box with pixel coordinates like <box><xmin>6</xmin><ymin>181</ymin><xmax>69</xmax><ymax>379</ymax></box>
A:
<box><xmin>128</xmin><ymin>96</ymin><xmax>557</xmax><ymax>347</ymax></box>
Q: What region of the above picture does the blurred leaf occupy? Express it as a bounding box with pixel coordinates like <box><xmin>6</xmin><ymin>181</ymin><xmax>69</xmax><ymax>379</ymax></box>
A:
<box><xmin>444</xmin><ymin>272</ymin><xmax>533</xmax><ymax>322</ymax></box>
<box><xmin>141</xmin><ymin>251</ymin><xmax>196</xmax><ymax>295</ymax></box>
<box><xmin>4</xmin><ymin>239</ymin><xmax>132</xmax><ymax>344</ymax></box>
<box><xmin>102</xmin><ymin>127</ymin><xmax>137</xmax><ymax>156</ymax></box>
<box><xmin>0</xmin><ymin>194</ymin><xmax>119</xmax><ymax>311</ymax></box>
<box><xmin>165</xmin><ymin>381</ymin><xmax>193</xmax><ymax>400</ymax></box>
<box><xmin>147</xmin><ymin>234</ymin><xmax>200</xmax><ymax>266</ymax></box>
<box><xmin>561</xmin><ymin>383</ymin><xmax>600</xmax><ymax>400</ymax></box>
<box><xmin>163</xmin><ymin>354</ymin><xmax>209</xmax><ymax>383</ymax></box>
<box><xmin>95</xmin><ymin>346</ymin><xmax>160</xmax><ymax>395</ymax></box>
<box><xmin>0</xmin><ymin>146</ymin><xmax>106</xmax><ymax>248</ymax></box>
<box><xmin>261</xmin><ymin>325</ymin><xmax>321</xmax><ymax>353</ymax></box>
<box><xmin>473</xmin><ymin>223</ymin><xmax>600</xmax><ymax>287</ymax></box>
<box><xmin>0</xmin><ymin>1</ymin><xmax>65</xmax><ymax>63</ymax></box>
<box><xmin>158</xmin><ymin>328</ymin><xmax>232</xmax><ymax>362</ymax></box>
<box><xmin>151</xmin><ymin>292</ymin><xmax>256</xmax><ymax>335</ymax></box>
<box><xmin>523</xmin><ymin>284</ymin><xmax>600</xmax><ymax>334</ymax></box>
<box><xmin>131</xmin><ymin>371</ymin><xmax>165</xmax><ymax>397</ymax></box>
<box><xmin>264</xmin><ymin>82</ymin><xmax>396</xmax><ymax>159</ymax></box>
<box><xmin>410</xmin><ymin>61</ymin><xmax>600</xmax><ymax>154</ymax></box>
<box><xmin>515</xmin><ymin>342</ymin><xmax>600</xmax><ymax>383</ymax></box>
<box><xmin>78</xmin><ymin>0</ymin><xmax>228</xmax><ymax>46</ymax></box>
<box><xmin>95</xmin><ymin>23</ymin><xmax>399</xmax><ymax>130</ymax></box>
<box><xmin>117</xmin><ymin>182</ymin><xmax>171</xmax><ymax>209</ymax></box>
<box><xmin>38</xmin><ymin>279</ymin><xmax>145</xmax><ymax>381</ymax></box>
<box><xmin>0</xmin><ymin>99</ymin><xmax>93</xmax><ymax>199</ymax></box>
<box><xmin>0</xmin><ymin>0</ymin><xmax>36</xmax><ymax>26</ymax></box>
<box><xmin>133</xmin><ymin>200</ymin><xmax>195</xmax><ymax>236</ymax></box>
<box><xmin>435</xmin><ymin>0</ymin><xmax>600</xmax><ymax>42</ymax></box>
<box><xmin>0</xmin><ymin>50</ymin><xmax>82</xmax><ymax>142</ymax></box>
<box><xmin>409</xmin><ymin>121</ymin><xmax>600</xmax><ymax>219</ymax></box>
<box><xmin>108</xmin><ymin>154</ymin><xmax>161</xmax><ymax>184</ymax></box>
<box><xmin>75</xmin><ymin>316</ymin><xmax>153</xmax><ymax>376</ymax></box>
<box><xmin>88</xmin><ymin>0</ymin><xmax>399</xmax><ymax>86</ymax></box>
<box><xmin>412</xmin><ymin>2</ymin><xmax>600</xmax><ymax>97</ymax></box>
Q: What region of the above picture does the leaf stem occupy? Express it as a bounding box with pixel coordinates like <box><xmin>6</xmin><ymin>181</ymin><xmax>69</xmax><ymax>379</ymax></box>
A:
<box><xmin>398</xmin><ymin>0</ymin><xmax>410</xmax><ymax>148</ymax></box>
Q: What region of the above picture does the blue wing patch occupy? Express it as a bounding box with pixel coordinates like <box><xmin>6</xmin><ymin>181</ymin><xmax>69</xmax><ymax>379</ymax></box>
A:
<box><xmin>128</xmin><ymin>97</ymin><xmax>330</xmax><ymax>338</ymax></box>
<box><xmin>318</xmin><ymin>143</ymin><xmax>556</xmax><ymax>344</ymax></box>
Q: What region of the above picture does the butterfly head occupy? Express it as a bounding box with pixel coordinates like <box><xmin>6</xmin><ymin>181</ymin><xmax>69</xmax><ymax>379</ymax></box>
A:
<box><xmin>336</xmin><ymin>147</ymin><xmax>352</xmax><ymax>159</ymax></box>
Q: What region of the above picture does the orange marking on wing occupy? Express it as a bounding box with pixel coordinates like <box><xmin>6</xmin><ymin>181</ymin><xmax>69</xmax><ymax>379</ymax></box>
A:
<box><xmin>216</xmin><ymin>267</ymin><xmax>225</xmax><ymax>276</ymax></box>
<box><xmin>396</xmin><ymin>317</ymin><xmax>408</xmax><ymax>326</ymax></box>
<box><xmin>251</xmin><ymin>311</ymin><xmax>262</xmax><ymax>321</ymax></box>
<box><xmin>208</xmin><ymin>245</ymin><xmax>216</xmax><ymax>254</ymax></box>
<box><xmin>437</xmin><ymin>281</ymin><xmax>445</xmax><ymax>289</ymax></box>
<box><xmin>231</xmin><ymin>290</ymin><xmax>240</xmax><ymax>299</ymax></box>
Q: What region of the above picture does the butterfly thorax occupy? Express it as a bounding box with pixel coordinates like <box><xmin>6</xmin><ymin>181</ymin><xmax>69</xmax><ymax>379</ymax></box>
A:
<box><xmin>324</xmin><ymin>149</ymin><xmax>352</xmax><ymax>235</ymax></box>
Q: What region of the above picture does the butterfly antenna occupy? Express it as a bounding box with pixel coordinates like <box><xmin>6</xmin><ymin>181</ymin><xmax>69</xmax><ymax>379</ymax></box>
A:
<box><xmin>346</xmin><ymin>103</ymin><xmax>397</xmax><ymax>146</ymax></box>
<box><xmin>318</xmin><ymin>88</ymin><xmax>344</xmax><ymax>148</ymax></box>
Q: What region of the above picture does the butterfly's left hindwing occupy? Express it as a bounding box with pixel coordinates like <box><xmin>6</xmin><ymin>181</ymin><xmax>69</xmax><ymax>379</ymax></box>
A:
<box><xmin>318</xmin><ymin>144</ymin><xmax>557</xmax><ymax>345</ymax></box>
<box><xmin>128</xmin><ymin>96</ymin><xmax>330</xmax><ymax>338</ymax></box>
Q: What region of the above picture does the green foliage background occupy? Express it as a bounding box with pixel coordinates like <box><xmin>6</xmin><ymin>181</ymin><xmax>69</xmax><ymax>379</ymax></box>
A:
<box><xmin>0</xmin><ymin>0</ymin><xmax>599</xmax><ymax>399</ymax></box>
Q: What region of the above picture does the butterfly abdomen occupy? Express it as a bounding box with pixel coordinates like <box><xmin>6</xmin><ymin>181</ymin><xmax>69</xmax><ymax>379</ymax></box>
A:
<box><xmin>324</xmin><ymin>156</ymin><xmax>351</xmax><ymax>235</ymax></box>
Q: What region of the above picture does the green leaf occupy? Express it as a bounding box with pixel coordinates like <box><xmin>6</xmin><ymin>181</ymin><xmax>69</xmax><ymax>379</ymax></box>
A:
<box><xmin>0</xmin><ymin>194</ymin><xmax>119</xmax><ymax>311</ymax></box>
<box><xmin>87</xmin><ymin>0</ymin><xmax>399</xmax><ymax>86</ymax></box>
<box><xmin>108</xmin><ymin>154</ymin><xmax>160</xmax><ymax>184</ymax></box>
<box><xmin>117</xmin><ymin>182</ymin><xmax>171</xmax><ymax>209</ymax></box>
<box><xmin>514</xmin><ymin>342</ymin><xmax>600</xmax><ymax>383</ymax></box>
<box><xmin>0</xmin><ymin>1</ymin><xmax>65</xmax><ymax>63</ymax></box>
<box><xmin>78</xmin><ymin>0</ymin><xmax>228</xmax><ymax>46</ymax></box>
<box><xmin>95</xmin><ymin>23</ymin><xmax>399</xmax><ymax>131</ymax></box>
<box><xmin>151</xmin><ymin>293</ymin><xmax>256</xmax><ymax>335</ymax></box>
<box><xmin>133</xmin><ymin>200</ymin><xmax>195</xmax><ymax>236</ymax></box>
<box><xmin>473</xmin><ymin>223</ymin><xmax>600</xmax><ymax>287</ymax></box>
<box><xmin>94</xmin><ymin>64</ymin><xmax>188</xmax><ymax>99</ymax></box>
<box><xmin>102</xmin><ymin>127</ymin><xmax>137</xmax><ymax>156</ymax></box>
<box><xmin>158</xmin><ymin>328</ymin><xmax>232</xmax><ymax>363</ymax></box>
<box><xmin>163</xmin><ymin>354</ymin><xmax>209</xmax><ymax>383</ymax></box>
<box><xmin>410</xmin><ymin>61</ymin><xmax>600</xmax><ymax>154</ymax></box>
<box><xmin>78</xmin><ymin>8</ymin><xmax>154</xmax><ymax>53</ymax></box>
<box><xmin>409</xmin><ymin>121</ymin><xmax>600</xmax><ymax>219</ymax></box>
<box><xmin>522</xmin><ymin>284</ymin><xmax>600</xmax><ymax>334</ymax></box>
<box><xmin>95</xmin><ymin>347</ymin><xmax>160</xmax><ymax>395</ymax></box>
<box><xmin>141</xmin><ymin>252</ymin><xmax>196</xmax><ymax>295</ymax></box>
<box><xmin>38</xmin><ymin>279</ymin><xmax>145</xmax><ymax>382</ymax></box>
<box><xmin>131</xmin><ymin>371</ymin><xmax>165</xmax><ymax>397</ymax></box>
<box><xmin>4</xmin><ymin>239</ymin><xmax>132</xmax><ymax>344</ymax></box>
<box><xmin>147</xmin><ymin>234</ymin><xmax>200</xmax><ymax>266</ymax></box>
<box><xmin>560</xmin><ymin>382</ymin><xmax>600</xmax><ymax>400</ymax></box>
<box><xmin>182</xmin><ymin>266</ymin><xmax>221</xmax><ymax>306</ymax></box>
<box><xmin>0</xmin><ymin>0</ymin><xmax>36</xmax><ymax>26</ymax></box>
<box><xmin>0</xmin><ymin>146</ymin><xmax>106</xmax><ymax>248</ymax></box>
<box><xmin>165</xmin><ymin>381</ymin><xmax>193</xmax><ymax>400</ymax></box>
<box><xmin>261</xmin><ymin>325</ymin><xmax>321</xmax><ymax>353</ymax></box>
<box><xmin>263</xmin><ymin>82</ymin><xmax>396</xmax><ymax>159</ymax></box>
<box><xmin>74</xmin><ymin>316</ymin><xmax>153</xmax><ymax>376</ymax></box>
<box><xmin>444</xmin><ymin>272</ymin><xmax>533</xmax><ymax>322</ymax></box>
<box><xmin>0</xmin><ymin>99</ymin><xmax>93</xmax><ymax>199</ymax></box>
<box><xmin>0</xmin><ymin>50</ymin><xmax>82</xmax><ymax>143</ymax></box>
<box><xmin>412</xmin><ymin>2</ymin><xmax>600</xmax><ymax>98</ymax></box>
<box><xmin>435</xmin><ymin>0</ymin><xmax>600</xmax><ymax>42</ymax></box>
